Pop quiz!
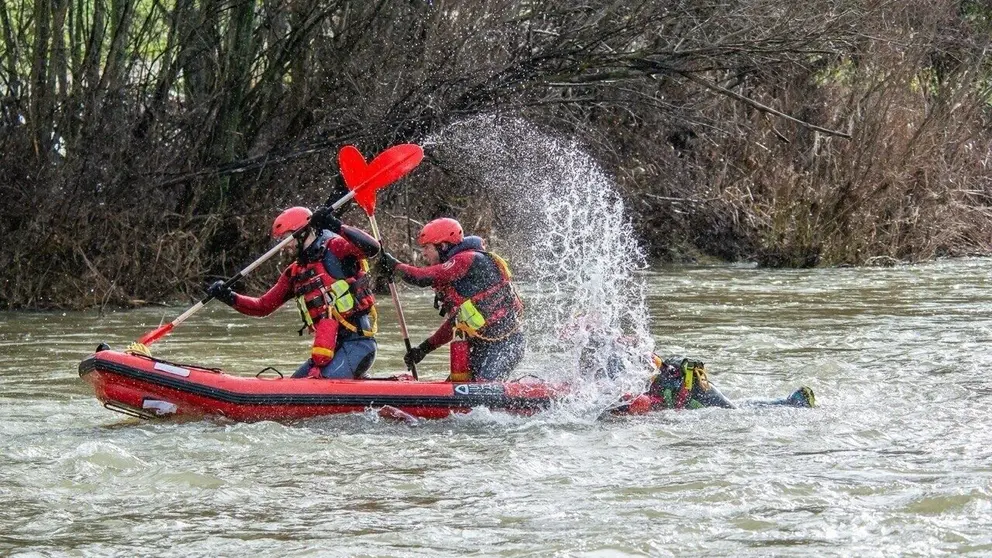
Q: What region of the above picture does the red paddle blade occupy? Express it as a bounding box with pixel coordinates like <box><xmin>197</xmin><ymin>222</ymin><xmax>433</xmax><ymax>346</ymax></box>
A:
<box><xmin>136</xmin><ymin>322</ymin><xmax>174</xmax><ymax>345</ymax></box>
<box><xmin>338</xmin><ymin>144</ymin><xmax>424</xmax><ymax>215</ymax></box>
<box><xmin>338</xmin><ymin>145</ymin><xmax>367</xmax><ymax>187</ymax></box>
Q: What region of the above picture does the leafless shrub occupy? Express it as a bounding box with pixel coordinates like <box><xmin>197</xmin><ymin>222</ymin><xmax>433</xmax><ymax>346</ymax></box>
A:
<box><xmin>1</xmin><ymin>0</ymin><xmax>990</xmax><ymax>307</ymax></box>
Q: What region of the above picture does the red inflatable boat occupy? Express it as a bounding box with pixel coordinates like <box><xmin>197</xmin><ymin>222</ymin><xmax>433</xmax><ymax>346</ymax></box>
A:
<box><xmin>78</xmin><ymin>345</ymin><xmax>587</xmax><ymax>421</ymax></box>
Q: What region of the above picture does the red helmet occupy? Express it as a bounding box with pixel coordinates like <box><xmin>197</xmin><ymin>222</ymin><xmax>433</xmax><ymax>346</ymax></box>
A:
<box><xmin>272</xmin><ymin>206</ymin><xmax>312</xmax><ymax>239</ymax></box>
<box><xmin>418</xmin><ymin>218</ymin><xmax>463</xmax><ymax>246</ymax></box>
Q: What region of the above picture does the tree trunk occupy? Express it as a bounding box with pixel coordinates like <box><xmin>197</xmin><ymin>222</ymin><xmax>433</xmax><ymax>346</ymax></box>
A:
<box><xmin>29</xmin><ymin>0</ymin><xmax>53</xmax><ymax>161</ymax></box>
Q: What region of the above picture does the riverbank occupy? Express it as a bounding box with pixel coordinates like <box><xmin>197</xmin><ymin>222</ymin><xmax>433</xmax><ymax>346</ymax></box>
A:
<box><xmin>4</xmin><ymin>2</ymin><xmax>992</xmax><ymax>310</ymax></box>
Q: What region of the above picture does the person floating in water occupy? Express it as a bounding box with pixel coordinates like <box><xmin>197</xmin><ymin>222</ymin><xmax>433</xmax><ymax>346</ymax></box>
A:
<box><xmin>565</xmin><ymin>316</ymin><xmax>815</xmax><ymax>411</ymax></box>
<box><xmin>641</xmin><ymin>356</ymin><xmax>815</xmax><ymax>410</ymax></box>
<box><xmin>378</xmin><ymin>218</ymin><xmax>525</xmax><ymax>382</ymax></box>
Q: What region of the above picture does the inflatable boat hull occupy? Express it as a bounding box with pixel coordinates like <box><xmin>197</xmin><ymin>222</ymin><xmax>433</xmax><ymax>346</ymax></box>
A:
<box><xmin>78</xmin><ymin>349</ymin><xmax>564</xmax><ymax>421</ymax></box>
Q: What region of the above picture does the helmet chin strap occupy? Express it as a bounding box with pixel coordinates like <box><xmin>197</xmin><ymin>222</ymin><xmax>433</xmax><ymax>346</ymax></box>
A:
<box><xmin>295</xmin><ymin>229</ymin><xmax>321</xmax><ymax>263</ymax></box>
<box><xmin>436</xmin><ymin>242</ymin><xmax>453</xmax><ymax>263</ymax></box>
<box><xmin>294</xmin><ymin>238</ymin><xmax>307</xmax><ymax>262</ymax></box>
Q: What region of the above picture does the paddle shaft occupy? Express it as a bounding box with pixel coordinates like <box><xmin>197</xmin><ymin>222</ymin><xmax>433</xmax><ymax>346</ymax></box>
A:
<box><xmin>367</xmin><ymin>214</ymin><xmax>418</xmax><ymax>379</ymax></box>
<box><xmin>137</xmin><ymin>185</ymin><xmax>365</xmax><ymax>345</ymax></box>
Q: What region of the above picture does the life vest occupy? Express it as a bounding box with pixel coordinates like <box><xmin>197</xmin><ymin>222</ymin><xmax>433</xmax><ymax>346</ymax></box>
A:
<box><xmin>288</xmin><ymin>234</ymin><xmax>377</xmax><ymax>338</ymax></box>
<box><xmin>436</xmin><ymin>238</ymin><xmax>523</xmax><ymax>341</ymax></box>
<box><xmin>647</xmin><ymin>357</ymin><xmax>708</xmax><ymax>410</ymax></box>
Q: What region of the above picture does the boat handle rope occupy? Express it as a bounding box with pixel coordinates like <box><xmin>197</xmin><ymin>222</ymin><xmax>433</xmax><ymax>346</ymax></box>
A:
<box><xmin>256</xmin><ymin>367</ymin><xmax>284</xmax><ymax>379</ymax></box>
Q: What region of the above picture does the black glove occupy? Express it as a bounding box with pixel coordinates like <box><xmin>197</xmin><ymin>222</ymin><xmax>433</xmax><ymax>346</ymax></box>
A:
<box><xmin>310</xmin><ymin>205</ymin><xmax>342</xmax><ymax>233</ymax></box>
<box><xmin>404</xmin><ymin>341</ymin><xmax>433</xmax><ymax>368</ymax></box>
<box><xmin>206</xmin><ymin>280</ymin><xmax>237</xmax><ymax>307</ymax></box>
<box><xmin>378</xmin><ymin>252</ymin><xmax>400</xmax><ymax>276</ymax></box>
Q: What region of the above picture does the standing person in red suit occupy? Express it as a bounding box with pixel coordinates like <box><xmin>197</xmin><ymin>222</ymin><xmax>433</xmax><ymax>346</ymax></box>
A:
<box><xmin>207</xmin><ymin>206</ymin><xmax>381</xmax><ymax>379</ymax></box>
<box><xmin>378</xmin><ymin>218</ymin><xmax>525</xmax><ymax>382</ymax></box>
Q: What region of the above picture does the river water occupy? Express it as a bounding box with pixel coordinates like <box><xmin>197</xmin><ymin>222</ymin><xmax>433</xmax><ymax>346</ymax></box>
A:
<box><xmin>2</xmin><ymin>258</ymin><xmax>992</xmax><ymax>556</ymax></box>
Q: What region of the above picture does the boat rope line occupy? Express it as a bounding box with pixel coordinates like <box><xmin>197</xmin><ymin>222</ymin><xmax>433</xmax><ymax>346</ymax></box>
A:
<box><xmin>78</xmin><ymin>357</ymin><xmax>552</xmax><ymax>410</ymax></box>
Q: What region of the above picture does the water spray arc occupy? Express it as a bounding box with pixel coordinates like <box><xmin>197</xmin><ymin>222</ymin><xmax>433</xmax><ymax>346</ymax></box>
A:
<box><xmin>426</xmin><ymin>115</ymin><xmax>656</xmax><ymax>414</ymax></box>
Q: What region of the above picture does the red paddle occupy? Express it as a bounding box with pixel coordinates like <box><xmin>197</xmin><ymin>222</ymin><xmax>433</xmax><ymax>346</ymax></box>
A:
<box><xmin>339</xmin><ymin>144</ymin><xmax>425</xmax><ymax>378</ymax></box>
<box><xmin>134</xmin><ymin>144</ymin><xmax>424</xmax><ymax>348</ymax></box>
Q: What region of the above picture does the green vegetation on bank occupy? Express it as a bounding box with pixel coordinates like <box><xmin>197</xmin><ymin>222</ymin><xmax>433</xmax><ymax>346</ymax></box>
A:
<box><xmin>1</xmin><ymin>0</ymin><xmax>990</xmax><ymax>309</ymax></box>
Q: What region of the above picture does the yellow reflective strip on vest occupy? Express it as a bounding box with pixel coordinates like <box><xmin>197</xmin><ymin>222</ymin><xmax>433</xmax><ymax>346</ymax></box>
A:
<box><xmin>329</xmin><ymin>279</ymin><xmax>355</xmax><ymax>313</ymax></box>
<box><xmin>296</xmin><ymin>296</ymin><xmax>315</xmax><ymax>327</ymax></box>
<box><xmin>456</xmin><ymin>299</ymin><xmax>487</xmax><ymax>336</ymax></box>
<box><xmin>312</xmin><ymin>347</ymin><xmax>334</xmax><ymax>358</ymax></box>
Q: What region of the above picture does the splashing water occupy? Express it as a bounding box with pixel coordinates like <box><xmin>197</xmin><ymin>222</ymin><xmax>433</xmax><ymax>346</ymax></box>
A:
<box><xmin>426</xmin><ymin>116</ymin><xmax>656</xmax><ymax>415</ymax></box>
